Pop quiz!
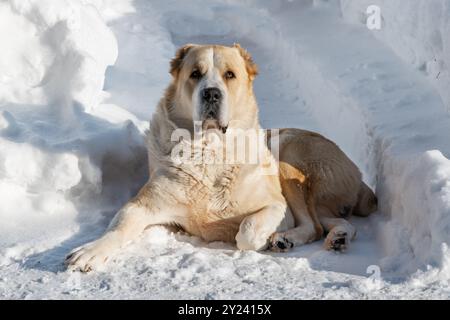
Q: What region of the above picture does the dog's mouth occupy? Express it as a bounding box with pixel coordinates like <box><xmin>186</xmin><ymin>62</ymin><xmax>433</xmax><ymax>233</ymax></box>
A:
<box><xmin>202</xmin><ymin>119</ymin><xmax>228</xmax><ymax>134</ymax></box>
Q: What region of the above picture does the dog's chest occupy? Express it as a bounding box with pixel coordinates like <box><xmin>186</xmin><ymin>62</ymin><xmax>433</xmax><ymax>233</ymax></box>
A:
<box><xmin>181</xmin><ymin>163</ymin><xmax>241</xmax><ymax>217</ymax></box>
<box><xmin>175</xmin><ymin>163</ymin><xmax>249</xmax><ymax>242</ymax></box>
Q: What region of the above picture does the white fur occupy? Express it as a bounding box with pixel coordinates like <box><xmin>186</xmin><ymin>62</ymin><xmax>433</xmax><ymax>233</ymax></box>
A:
<box><xmin>193</xmin><ymin>48</ymin><xmax>229</xmax><ymax>128</ymax></box>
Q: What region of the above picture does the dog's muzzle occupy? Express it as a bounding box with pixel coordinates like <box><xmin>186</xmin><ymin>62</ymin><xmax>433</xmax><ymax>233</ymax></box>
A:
<box><xmin>200</xmin><ymin>87</ymin><xmax>228</xmax><ymax>133</ymax></box>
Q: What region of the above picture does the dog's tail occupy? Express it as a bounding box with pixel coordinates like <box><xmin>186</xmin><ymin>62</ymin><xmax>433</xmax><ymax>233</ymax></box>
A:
<box><xmin>353</xmin><ymin>182</ymin><xmax>378</xmax><ymax>217</ymax></box>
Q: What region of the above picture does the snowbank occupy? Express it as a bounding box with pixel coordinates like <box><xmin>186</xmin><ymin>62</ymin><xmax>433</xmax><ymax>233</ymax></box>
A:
<box><xmin>379</xmin><ymin>151</ymin><xmax>450</xmax><ymax>275</ymax></box>
<box><xmin>0</xmin><ymin>0</ymin><xmax>147</xmax><ymax>256</ymax></box>
<box><xmin>335</xmin><ymin>0</ymin><xmax>450</xmax><ymax>276</ymax></box>
<box><xmin>340</xmin><ymin>0</ymin><xmax>450</xmax><ymax>112</ymax></box>
<box><xmin>0</xmin><ymin>0</ymin><xmax>117</xmax><ymax>108</ymax></box>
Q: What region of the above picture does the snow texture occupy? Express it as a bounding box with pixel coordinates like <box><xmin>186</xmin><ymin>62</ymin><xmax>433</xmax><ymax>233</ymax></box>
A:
<box><xmin>0</xmin><ymin>0</ymin><xmax>450</xmax><ymax>299</ymax></box>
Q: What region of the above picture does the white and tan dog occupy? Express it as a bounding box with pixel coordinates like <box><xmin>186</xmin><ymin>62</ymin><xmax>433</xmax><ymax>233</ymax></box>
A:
<box><xmin>66</xmin><ymin>44</ymin><xmax>377</xmax><ymax>272</ymax></box>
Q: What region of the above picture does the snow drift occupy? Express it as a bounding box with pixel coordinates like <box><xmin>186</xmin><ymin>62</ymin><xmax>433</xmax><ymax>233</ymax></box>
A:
<box><xmin>1</xmin><ymin>0</ymin><xmax>450</xmax><ymax>298</ymax></box>
<box><xmin>340</xmin><ymin>0</ymin><xmax>450</xmax><ymax>113</ymax></box>
<box><xmin>338</xmin><ymin>0</ymin><xmax>450</xmax><ymax>275</ymax></box>
<box><xmin>0</xmin><ymin>0</ymin><xmax>147</xmax><ymax>254</ymax></box>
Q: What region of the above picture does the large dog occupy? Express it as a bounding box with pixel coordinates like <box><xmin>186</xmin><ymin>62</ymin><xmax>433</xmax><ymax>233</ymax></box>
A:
<box><xmin>66</xmin><ymin>44</ymin><xmax>377</xmax><ymax>272</ymax></box>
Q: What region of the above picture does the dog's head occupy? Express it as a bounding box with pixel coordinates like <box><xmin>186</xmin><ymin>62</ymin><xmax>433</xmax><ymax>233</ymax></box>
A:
<box><xmin>169</xmin><ymin>44</ymin><xmax>259</xmax><ymax>133</ymax></box>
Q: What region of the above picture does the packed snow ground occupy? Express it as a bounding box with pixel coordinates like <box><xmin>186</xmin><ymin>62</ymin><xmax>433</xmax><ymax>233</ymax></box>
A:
<box><xmin>1</xmin><ymin>0</ymin><xmax>450</xmax><ymax>299</ymax></box>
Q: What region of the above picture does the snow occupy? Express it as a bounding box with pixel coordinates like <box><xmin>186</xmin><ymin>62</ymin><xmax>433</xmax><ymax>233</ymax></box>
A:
<box><xmin>340</xmin><ymin>0</ymin><xmax>450</xmax><ymax>113</ymax></box>
<box><xmin>336</xmin><ymin>0</ymin><xmax>450</xmax><ymax>277</ymax></box>
<box><xmin>1</xmin><ymin>0</ymin><xmax>450</xmax><ymax>299</ymax></box>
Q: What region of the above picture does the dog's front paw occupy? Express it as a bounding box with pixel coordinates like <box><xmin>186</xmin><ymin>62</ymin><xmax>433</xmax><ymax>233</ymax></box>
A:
<box><xmin>65</xmin><ymin>239</ymin><xmax>114</xmax><ymax>273</ymax></box>
<box><xmin>268</xmin><ymin>233</ymin><xmax>293</xmax><ymax>252</ymax></box>
<box><xmin>324</xmin><ymin>229</ymin><xmax>349</xmax><ymax>252</ymax></box>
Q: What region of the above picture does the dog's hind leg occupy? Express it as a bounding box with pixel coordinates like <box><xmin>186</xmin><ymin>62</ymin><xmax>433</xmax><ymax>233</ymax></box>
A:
<box><xmin>268</xmin><ymin>180</ymin><xmax>323</xmax><ymax>252</ymax></box>
<box><xmin>65</xmin><ymin>182</ymin><xmax>186</xmax><ymax>272</ymax></box>
<box><xmin>268</xmin><ymin>221</ymin><xmax>318</xmax><ymax>252</ymax></box>
<box><xmin>319</xmin><ymin>211</ymin><xmax>356</xmax><ymax>252</ymax></box>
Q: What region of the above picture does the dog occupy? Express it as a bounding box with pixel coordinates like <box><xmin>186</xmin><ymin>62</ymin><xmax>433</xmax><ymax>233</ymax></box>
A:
<box><xmin>66</xmin><ymin>44</ymin><xmax>377</xmax><ymax>272</ymax></box>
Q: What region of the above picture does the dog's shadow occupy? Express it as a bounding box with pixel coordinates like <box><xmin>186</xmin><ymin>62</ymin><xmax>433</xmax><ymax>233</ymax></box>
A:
<box><xmin>21</xmin><ymin>212</ymin><xmax>113</xmax><ymax>273</ymax></box>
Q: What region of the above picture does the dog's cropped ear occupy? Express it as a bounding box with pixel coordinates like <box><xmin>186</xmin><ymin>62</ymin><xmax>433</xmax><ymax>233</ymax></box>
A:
<box><xmin>170</xmin><ymin>44</ymin><xmax>196</xmax><ymax>77</ymax></box>
<box><xmin>233</xmin><ymin>43</ymin><xmax>258</xmax><ymax>80</ymax></box>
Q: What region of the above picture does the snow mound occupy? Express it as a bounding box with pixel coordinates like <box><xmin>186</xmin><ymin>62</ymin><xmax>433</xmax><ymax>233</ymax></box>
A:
<box><xmin>380</xmin><ymin>150</ymin><xmax>450</xmax><ymax>274</ymax></box>
<box><xmin>0</xmin><ymin>0</ymin><xmax>117</xmax><ymax>107</ymax></box>
<box><xmin>340</xmin><ymin>0</ymin><xmax>450</xmax><ymax>112</ymax></box>
<box><xmin>0</xmin><ymin>0</ymin><xmax>147</xmax><ymax>257</ymax></box>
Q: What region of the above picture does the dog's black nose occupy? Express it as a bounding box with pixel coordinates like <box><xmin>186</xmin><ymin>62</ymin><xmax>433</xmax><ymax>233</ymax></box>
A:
<box><xmin>202</xmin><ymin>87</ymin><xmax>222</xmax><ymax>104</ymax></box>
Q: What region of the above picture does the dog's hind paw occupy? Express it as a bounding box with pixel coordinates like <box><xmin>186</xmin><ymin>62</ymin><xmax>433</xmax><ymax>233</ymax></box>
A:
<box><xmin>268</xmin><ymin>233</ymin><xmax>294</xmax><ymax>252</ymax></box>
<box><xmin>324</xmin><ymin>229</ymin><xmax>348</xmax><ymax>252</ymax></box>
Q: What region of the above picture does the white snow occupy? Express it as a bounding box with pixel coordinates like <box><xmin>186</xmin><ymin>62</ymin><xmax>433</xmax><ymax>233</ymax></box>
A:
<box><xmin>340</xmin><ymin>0</ymin><xmax>450</xmax><ymax>113</ymax></box>
<box><xmin>1</xmin><ymin>0</ymin><xmax>450</xmax><ymax>299</ymax></box>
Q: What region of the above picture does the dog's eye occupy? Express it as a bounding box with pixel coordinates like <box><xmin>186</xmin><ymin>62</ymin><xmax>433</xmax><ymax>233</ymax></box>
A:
<box><xmin>225</xmin><ymin>71</ymin><xmax>235</xmax><ymax>79</ymax></box>
<box><xmin>190</xmin><ymin>70</ymin><xmax>202</xmax><ymax>79</ymax></box>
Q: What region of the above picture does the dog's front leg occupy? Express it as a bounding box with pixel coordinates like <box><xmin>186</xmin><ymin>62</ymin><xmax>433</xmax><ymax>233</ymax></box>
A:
<box><xmin>65</xmin><ymin>183</ymin><xmax>184</xmax><ymax>272</ymax></box>
<box><xmin>235</xmin><ymin>203</ymin><xmax>293</xmax><ymax>251</ymax></box>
